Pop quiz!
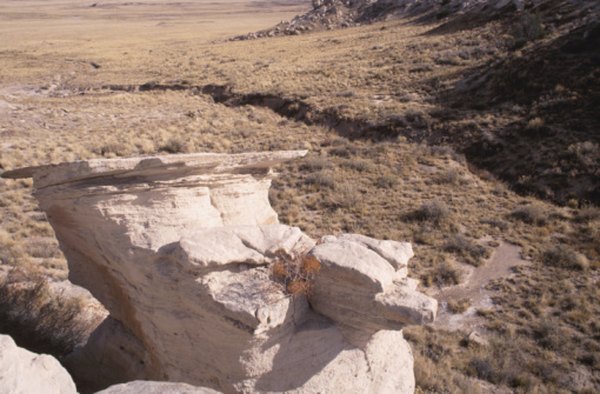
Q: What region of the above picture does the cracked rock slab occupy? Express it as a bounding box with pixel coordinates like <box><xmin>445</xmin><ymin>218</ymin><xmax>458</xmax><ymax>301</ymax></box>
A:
<box><xmin>6</xmin><ymin>152</ymin><xmax>436</xmax><ymax>394</ymax></box>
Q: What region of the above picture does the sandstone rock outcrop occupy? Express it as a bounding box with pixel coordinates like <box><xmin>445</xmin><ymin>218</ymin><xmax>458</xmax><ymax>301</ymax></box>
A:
<box><xmin>97</xmin><ymin>380</ymin><xmax>221</xmax><ymax>394</ymax></box>
<box><xmin>0</xmin><ymin>334</ymin><xmax>77</xmax><ymax>394</ymax></box>
<box><xmin>3</xmin><ymin>151</ymin><xmax>437</xmax><ymax>393</ymax></box>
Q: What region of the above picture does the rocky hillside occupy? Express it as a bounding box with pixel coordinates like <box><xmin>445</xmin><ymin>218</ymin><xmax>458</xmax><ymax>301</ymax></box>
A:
<box><xmin>231</xmin><ymin>0</ymin><xmax>600</xmax><ymax>205</ymax></box>
<box><xmin>233</xmin><ymin>0</ymin><xmax>561</xmax><ymax>39</ymax></box>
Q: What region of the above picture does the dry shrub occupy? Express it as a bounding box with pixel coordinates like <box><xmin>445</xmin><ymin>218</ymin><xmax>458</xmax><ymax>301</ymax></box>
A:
<box><xmin>541</xmin><ymin>244</ymin><xmax>589</xmax><ymax>270</ymax></box>
<box><xmin>422</xmin><ymin>260</ymin><xmax>461</xmax><ymax>288</ymax></box>
<box><xmin>326</xmin><ymin>183</ymin><xmax>360</xmax><ymax>209</ymax></box>
<box><xmin>510</xmin><ymin>204</ymin><xmax>548</xmax><ymax>226</ymax></box>
<box><xmin>531</xmin><ymin>318</ymin><xmax>564</xmax><ymax>351</ymax></box>
<box><xmin>405</xmin><ymin>200</ymin><xmax>450</xmax><ymax>225</ymax></box>
<box><xmin>0</xmin><ymin>230</ymin><xmax>26</xmax><ymax>266</ymax></box>
<box><xmin>0</xmin><ymin>274</ymin><xmax>89</xmax><ymax>357</ymax></box>
<box><xmin>435</xmin><ymin>168</ymin><xmax>463</xmax><ymax>185</ymax></box>
<box><xmin>304</xmin><ymin>170</ymin><xmax>335</xmax><ymax>189</ymax></box>
<box><xmin>375</xmin><ymin>174</ymin><xmax>396</xmax><ymax>189</ymax></box>
<box><xmin>574</xmin><ymin>206</ymin><xmax>600</xmax><ymax>223</ymax></box>
<box><xmin>447</xmin><ymin>298</ymin><xmax>470</xmax><ymax>314</ymax></box>
<box><xmin>444</xmin><ymin>234</ymin><xmax>489</xmax><ymax>266</ymax></box>
<box><xmin>510</xmin><ymin>11</ymin><xmax>544</xmax><ymax>49</ymax></box>
<box><xmin>271</xmin><ymin>254</ymin><xmax>321</xmax><ymax>297</ymax></box>
<box><xmin>299</xmin><ymin>156</ymin><xmax>331</xmax><ymax>172</ymax></box>
<box><xmin>341</xmin><ymin>158</ymin><xmax>374</xmax><ymax>173</ymax></box>
<box><xmin>159</xmin><ymin>137</ymin><xmax>187</xmax><ymax>154</ymax></box>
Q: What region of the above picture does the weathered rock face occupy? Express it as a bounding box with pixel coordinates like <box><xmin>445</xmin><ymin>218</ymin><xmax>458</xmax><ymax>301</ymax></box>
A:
<box><xmin>3</xmin><ymin>151</ymin><xmax>437</xmax><ymax>393</ymax></box>
<box><xmin>96</xmin><ymin>380</ymin><xmax>221</xmax><ymax>394</ymax></box>
<box><xmin>0</xmin><ymin>334</ymin><xmax>77</xmax><ymax>394</ymax></box>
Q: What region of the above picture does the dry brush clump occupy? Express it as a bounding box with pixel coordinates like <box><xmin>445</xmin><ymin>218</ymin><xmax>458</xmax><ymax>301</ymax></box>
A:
<box><xmin>271</xmin><ymin>253</ymin><xmax>321</xmax><ymax>297</ymax></box>
<box><xmin>0</xmin><ymin>272</ymin><xmax>90</xmax><ymax>358</ymax></box>
<box><xmin>443</xmin><ymin>234</ymin><xmax>490</xmax><ymax>267</ymax></box>
<box><xmin>509</xmin><ymin>203</ymin><xmax>548</xmax><ymax>226</ymax></box>
<box><xmin>404</xmin><ymin>200</ymin><xmax>450</xmax><ymax>226</ymax></box>
<box><xmin>540</xmin><ymin>244</ymin><xmax>589</xmax><ymax>271</ymax></box>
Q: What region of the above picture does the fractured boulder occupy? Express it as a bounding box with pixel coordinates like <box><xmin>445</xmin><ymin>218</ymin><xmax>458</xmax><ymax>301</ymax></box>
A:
<box><xmin>3</xmin><ymin>151</ymin><xmax>437</xmax><ymax>393</ymax></box>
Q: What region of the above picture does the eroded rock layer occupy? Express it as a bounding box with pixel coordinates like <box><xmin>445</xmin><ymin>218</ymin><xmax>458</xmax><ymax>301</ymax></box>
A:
<box><xmin>3</xmin><ymin>151</ymin><xmax>437</xmax><ymax>393</ymax></box>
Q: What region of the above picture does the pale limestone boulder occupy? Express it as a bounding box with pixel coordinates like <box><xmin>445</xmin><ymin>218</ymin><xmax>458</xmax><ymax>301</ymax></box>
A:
<box><xmin>0</xmin><ymin>334</ymin><xmax>77</xmax><ymax>394</ymax></box>
<box><xmin>310</xmin><ymin>234</ymin><xmax>437</xmax><ymax>331</ymax></box>
<box><xmin>4</xmin><ymin>151</ymin><xmax>436</xmax><ymax>394</ymax></box>
<box><xmin>96</xmin><ymin>380</ymin><xmax>221</xmax><ymax>394</ymax></box>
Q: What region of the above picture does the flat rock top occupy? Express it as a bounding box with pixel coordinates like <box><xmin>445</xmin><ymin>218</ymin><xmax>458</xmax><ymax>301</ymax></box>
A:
<box><xmin>1</xmin><ymin>150</ymin><xmax>307</xmax><ymax>188</ymax></box>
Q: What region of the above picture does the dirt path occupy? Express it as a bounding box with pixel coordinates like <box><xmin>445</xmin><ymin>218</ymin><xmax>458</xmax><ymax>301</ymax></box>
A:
<box><xmin>431</xmin><ymin>241</ymin><xmax>529</xmax><ymax>332</ymax></box>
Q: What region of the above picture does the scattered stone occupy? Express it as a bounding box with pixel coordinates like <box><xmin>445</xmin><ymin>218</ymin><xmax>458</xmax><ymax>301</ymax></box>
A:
<box><xmin>467</xmin><ymin>331</ymin><xmax>489</xmax><ymax>347</ymax></box>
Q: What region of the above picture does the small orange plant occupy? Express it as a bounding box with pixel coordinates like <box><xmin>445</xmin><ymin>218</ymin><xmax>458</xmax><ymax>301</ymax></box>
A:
<box><xmin>271</xmin><ymin>253</ymin><xmax>321</xmax><ymax>297</ymax></box>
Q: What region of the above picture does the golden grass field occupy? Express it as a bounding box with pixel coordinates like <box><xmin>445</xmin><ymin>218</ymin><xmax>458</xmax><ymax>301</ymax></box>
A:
<box><xmin>0</xmin><ymin>0</ymin><xmax>599</xmax><ymax>392</ymax></box>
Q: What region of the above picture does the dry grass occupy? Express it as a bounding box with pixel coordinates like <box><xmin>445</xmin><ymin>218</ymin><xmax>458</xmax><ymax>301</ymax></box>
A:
<box><xmin>0</xmin><ymin>273</ymin><xmax>90</xmax><ymax>357</ymax></box>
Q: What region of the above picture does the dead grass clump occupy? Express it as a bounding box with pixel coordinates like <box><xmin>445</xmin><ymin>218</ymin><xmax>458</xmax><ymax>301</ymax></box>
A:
<box><xmin>510</xmin><ymin>204</ymin><xmax>548</xmax><ymax>226</ymax></box>
<box><xmin>573</xmin><ymin>206</ymin><xmax>600</xmax><ymax>223</ymax></box>
<box><xmin>444</xmin><ymin>234</ymin><xmax>489</xmax><ymax>266</ymax></box>
<box><xmin>328</xmin><ymin>144</ymin><xmax>358</xmax><ymax>158</ymax></box>
<box><xmin>0</xmin><ymin>230</ymin><xmax>26</xmax><ymax>265</ymax></box>
<box><xmin>375</xmin><ymin>174</ymin><xmax>397</xmax><ymax>189</ymax></box>
<box><xmin>435</xmin><ymin>168</ymin><xmax>462</xmax><ymax>185</ymax></box>
<box><xmin>567</xmin><ymin>141</ymin><xmax>599</xmax><ymax>168</ymax></box>
<box><xmin>271</xmin><ymin>254</ymin><xmax>321</xmax><ymax>297</ymax></box>
<box><xmin>405</xmin><ymin>200</ymin><xmax>450</xmax><ymax>225</ymax></box>
<box><xmin>0</xmin><ymin>275</ymin><xmax>88</xmax><ymax>357</ymax></box>
<box><xmin>541</xmin><ymin>244</ymin><xmax>589</xmax><ymax>270</ymax></box>
<box><xmin>159</xmin><ymin>137</ymin><xmax>187</xmax><ymax>154</ymax></box>
<box><xmin>299</xmin><ymin>156</ymin><xmax>331</xmax><ymax>172</ymax></box>
<box><xmin>531</xmin><ymin>318</ymin><xmax>564</xmax><ymax>351</ymax></box>
<box><xmin>340</xmin><ymin>159</ymin><xmax>374</xmax><ymax>173</ymax></box>
<box><xmin>510</xmin><ymin>12</ymin><xmax>544</xmax><ymax>49</ymax></box>
<box><xmin>422</xmin><ymin>260</ymin><xmax>461</xmax><ymax>288</ymax></box>
<box><xmin>326</xmin><ymin>184</ymin><xmax>360</xmax><ymax>209</ymax></box>
<box><xmin>304</xmin><ymin>170</ymin><xmax>335</xmax><ymax>189</ymax></box>
<box><xmin>447</xmin><ymin>298</ymin><xmax>470</xmax><ymax>314</ymax></box>
<box><xmin>95</xmin><ymin>142</ymin><xmax>132</xmax><ymax>157</ymax></box>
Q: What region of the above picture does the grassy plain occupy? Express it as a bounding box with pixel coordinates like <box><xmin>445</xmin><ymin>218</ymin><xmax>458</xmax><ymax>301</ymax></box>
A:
<box><xmin>0</xmin><ymin>1</ymin><xmax>598</xmax><ymax>393</ymax></box>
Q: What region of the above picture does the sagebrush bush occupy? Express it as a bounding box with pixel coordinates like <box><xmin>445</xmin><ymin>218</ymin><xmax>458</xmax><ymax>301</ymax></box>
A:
<box><xmin>510</xmin><ymin>12</ymin><xmax>544</xmax><ymax>49</ymax></box>
<box><xmin>304</xmin><ymin>170</ymin><xmax>335</xmax><ymax>189</ymax></box>
<box><xmin>299</xmin><ymin>156</ymin><xmax>331</xmax><ymax>172</ymax></box>
<box><xmin>447</xmin><ymin>298</ymin><xmax>470</xmax><ymax>314</ymax></box>
<box><xmin>510</xmin><ymin>204</ymin><xmax>548</xmax><ymax>226</ymax></box>
<box><xmin>159</xmin><ymin>137</ymin><xmax>187</xmax><ymax>154</ymax></box>
<box><xmin>444</xmin><ymin>234</ymin><xmax>489</xmax><ymax>266</ymax></box>
<box><xmin>405</xmin><ymin>200</ymin><xmax>450</xmax><ymax>225</ymax></box>
<box><xmin>541</xmin><ymin>244</ymin><xmax>589</xmax><ymax>270</ymax></box>
<box><xmin>0</xmin><ymin>276</ymin><xmax>89</xmax><ymax>357</ymax></box>
<box><xmin>422</xmin><ymin>260</ymin><xmax>461</xmax><ymax>287</ymax></box>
